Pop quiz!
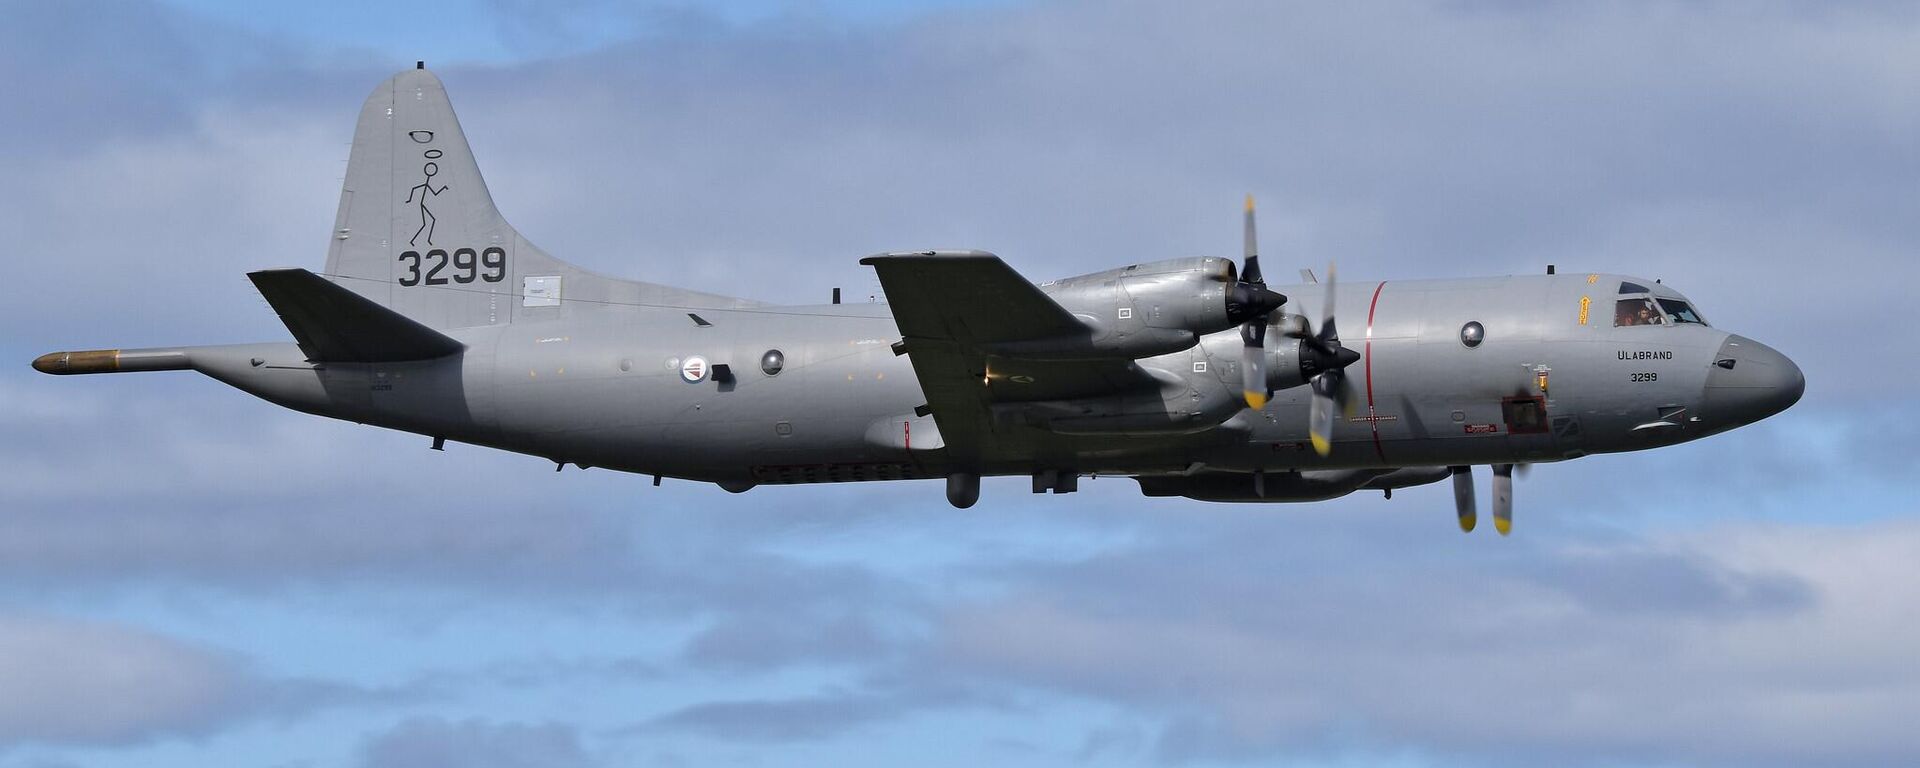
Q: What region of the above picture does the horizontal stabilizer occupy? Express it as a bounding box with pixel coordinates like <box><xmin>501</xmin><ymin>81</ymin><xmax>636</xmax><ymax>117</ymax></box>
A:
<box><xmin>248</xmin><ymin>269</ymin><xmax>464</xmax><ymax>363</ymax></box>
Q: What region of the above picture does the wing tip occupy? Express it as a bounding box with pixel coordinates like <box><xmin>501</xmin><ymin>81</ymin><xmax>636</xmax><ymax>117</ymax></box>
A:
<box><xmin>861</xmin><ymin>250</ymin><xmax>999</xmax><ymax>266</ymax></box>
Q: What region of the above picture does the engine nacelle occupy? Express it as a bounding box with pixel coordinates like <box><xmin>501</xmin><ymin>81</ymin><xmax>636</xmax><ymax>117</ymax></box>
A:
<box><xmin>989</xmin><ymin>257</ymin><xmax>1247</xmax><ymax>361</ymax></box>
<box><xmin>1002</xmin><ymin>325</ymin><xmax>1342</xmax><ymax>438</ymax></box>
<box><xmin>989</xmin><ymin>361</ymin><xmax>1239</xmax><ymax>436</ymax></box>
<box><xmin>1243</xmin><ymin>313</ymin><xmax>1362</xmax><ymax>397</ymax></box>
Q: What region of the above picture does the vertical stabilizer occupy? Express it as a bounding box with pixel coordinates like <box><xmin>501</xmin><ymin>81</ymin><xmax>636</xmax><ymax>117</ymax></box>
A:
<box><xmin>324</xmin><ymin>66</ymin><xmax>752</xmax><ymax>329</ymax></box>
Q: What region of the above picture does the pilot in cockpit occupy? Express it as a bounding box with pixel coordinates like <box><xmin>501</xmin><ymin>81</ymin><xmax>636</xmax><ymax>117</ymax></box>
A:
<box><xmin>1615</xmin><ymin>297</ymin><xmax>1662</xmax><ymax>326</ymax></box>
<box><xmin>1613</xmin><ymin>281</ymin><xmax>1708</xmax><ymax>329</ymax></box>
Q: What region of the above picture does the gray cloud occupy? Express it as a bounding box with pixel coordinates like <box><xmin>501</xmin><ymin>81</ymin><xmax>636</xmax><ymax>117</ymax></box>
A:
<box><xmin>0</xmin><ymin>378</ymin><xmax>919</xmax><ymax>620</ymax></box>
<box><xmin>601</xmin><ymin>515</ymin><xmax>1920</xmax><ymax>765</ymax></box>
<box><xmin>680</xmin><ymin>612</ymin><xmax>901</xmax><ymax>672</ymax></box>
<box><xmin>358</xmin><ymin>717</ymin><xmax>595</xmax><ymax>768</ymax></box>
<box><xmin>0</xmin><ymin>614</ymin><xmax>242</xmax><ymax>746</ymax></box>
<box><xmin>635</xmin><ymin>691</ymin><xmax>904</xmax><ymax>743</ymax></box>
<box><xmin>916</xmin><ymin>516</ymin><xmax>1920</xmax><ymax>766</ymax></box>
<box><xmin>11</xmin><ymin>0</ymin><xmax>1911</xmax><ymax>376</ymax></box>
<box><xmin>0</xmin><ymin>614</ymin><xmax>377</xmax><ymax>748</ymax></box>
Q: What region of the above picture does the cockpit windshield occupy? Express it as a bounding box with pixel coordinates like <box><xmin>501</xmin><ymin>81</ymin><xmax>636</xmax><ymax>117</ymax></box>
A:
<box><xmin>1657</xmin><ymin>298</ymin><xmax>1706</xmax><ymax>325</ymax></box>
<box><xmin>1614</xmin><ymin>297</ymin><xmax>1664</xmax><ymax>327</ymax></box>
<box><xmin>1612</xmin><ymin>280</ymin><xmax>1709</xmax><ymax>328</ymax></box>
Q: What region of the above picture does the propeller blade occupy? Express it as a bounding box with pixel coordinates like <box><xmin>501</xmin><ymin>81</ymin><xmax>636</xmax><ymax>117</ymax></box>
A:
<box><xmin>1242</xmin><ymin>194</ymin><xmax>1263</xmax><ymax>283</ymax></box>
<box><xmin>1334</xmin><ymin>370</ymin><xmax>1359</xmax><ymax>418</ymax></box>
<box><xmin>1286</xmin><ymin>261</ymin><xmax>1343</xmax><ymax>356</ymax></box>
<box><xmin>1492</xmin><ymin>463</ymin><xmax>1514</xmax><ymax>535</ymax></box>
<box><xmin>1320</xmin><ymin>261</ymin><xmax>1337</xmax><ymax>332</ymax></box>
<box><xmin>1235</xmin><ymin>195</ymin><xmax>1281</xmax><ymax>410</ymax></box>
<box><xmin>1450</xmin><ymin>465</ymin><xmax>1476</xmax><ymax>532</ymax></box>
<box><xmin>1308</xmin><ymin>375</ymin><xmax>1337</xmax><ymax>456</ymax></box>
<box><xmin>1241</xmin><ymin>320</ymin><xmax>1268</xmax><ymax>409</ymax></box>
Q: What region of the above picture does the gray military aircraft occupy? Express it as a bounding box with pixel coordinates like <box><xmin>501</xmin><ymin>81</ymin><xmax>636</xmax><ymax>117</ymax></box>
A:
<box><xmin>33</xmin><ymin>65</ymin><xmax>1804</xmax><ymax>534</ymax></box>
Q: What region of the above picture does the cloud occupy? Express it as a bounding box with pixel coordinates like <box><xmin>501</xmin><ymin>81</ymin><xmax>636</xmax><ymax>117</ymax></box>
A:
<box><xmin>358</xmin><ymin>717</ymin><xmax>595</xmax><ymax>768</ymax></box>
<box><xmin>680</xmin><ymin>612</ymin><xmax>900</xmax><ymax>672</ymax></box>
<box><xmin>0</xmin><ymin>614</ymin><xmax>370</xmax><ymax>748</ymax></box>
<box><xmin>8</xmin><ymin>0</ymin><xmax>1912</xmax><ymax>382</ymax></box>
<box><xmin>0</xmin><ymin>615</ymin><xmax>240</xmax><ymax>746</ymax></box>
<box><xmin>635</xmin><ymin>691</ymin><xmax>903</xmax><ymax>743</ymax></box>
<box><xmin>917</xmin><ymin>516</ymin><xmax>1920</xmax><ymax>766</ymax></box>
<box><xmin>0</xmin><ymin>381</ymin><xmax>631</xmax><ymax>591</ymax></box>
<box><xmin>589</xmin><ymin>514</ymin><xmax>1920</xmax><ymax>766</ymax></box>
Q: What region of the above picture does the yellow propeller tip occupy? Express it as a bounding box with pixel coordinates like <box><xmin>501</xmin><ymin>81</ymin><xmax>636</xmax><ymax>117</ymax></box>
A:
<box><xmin>1243</xmin><ymin>391</ymin><xmax>1268</xmax><ymax>409</ymax></box>
<box><xmin>1245</xmin><ymin>193</ymin><xmax>1255</xmax><ymax>211</ymax></box>
<box><xmin>1309</xmin><ymin>434</ymin><xmax>1331</xmax><ymax>457</ymax></box>
<box><xmin>1494</xmin><ymin>518</ymin><xmax>1512</xmax><ymax>536</ymax></box>
<box><xmin>1458</xmin><ymin>514</ymin><xmax>1476</xmax><ymax>533</ymax></box>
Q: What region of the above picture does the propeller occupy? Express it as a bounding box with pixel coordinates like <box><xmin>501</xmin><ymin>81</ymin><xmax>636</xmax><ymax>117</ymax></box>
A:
<box><xmin>1286</xmin><ymin>262</ymin><xmax>1361</xmax><ymax>456</ymax></box>
<box><xmin>1491</xmin><ymin>463</ymin><xmax>1514</xmax><ymax>535</ymax></box>
<box><xmin>1450</xmin><ymin>465</ymin><xmax>1476</xmax><ymax>532</ymax></box>
<box><xmin>1233</xmin><ymin>195</ymin><xmax>1288</xmax><ymax>409</ymax></box>
<box><xmin>1229</xmin><ymin>196</ymin><xmax>1356</xmax><ymax>454</ymax></box>
<box><xmin>1449</xmin><ymin>464</ymin><xmax>1524</xmax><ymax>535</ymax></box>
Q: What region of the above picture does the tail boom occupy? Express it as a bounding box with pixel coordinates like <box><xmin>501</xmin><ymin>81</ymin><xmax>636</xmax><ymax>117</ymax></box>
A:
<box><xmin>32</xmin><ymin>348</ymin><xmax>191</xmax><ymax>375</ymax></box>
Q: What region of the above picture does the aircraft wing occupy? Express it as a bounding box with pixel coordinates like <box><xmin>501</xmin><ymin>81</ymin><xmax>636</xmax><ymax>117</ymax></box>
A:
<box><xmin>861</xmin><ymin>251</ymin><xmax>1158</xmax><ymax>465</ymax></box>
<box><xmin>861</xmin><ymin>250</ymin><xmax>1090</xmax><ymax>343</ymax></box>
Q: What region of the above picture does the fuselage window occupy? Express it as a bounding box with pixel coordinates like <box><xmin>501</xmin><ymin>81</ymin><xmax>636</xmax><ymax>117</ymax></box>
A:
<box><xmin>1657</xmin><ymin>299</ymin><xmax>1706</xmax><ymax>326</ymax></box>
<box><xmin>1614</xmin><ymin>297</ymin><xmax>1665</xmax><ymax>327</ymax></box>
<box><xmin>1619</xmin><ymin>281</ymin><xmax>1651</xmax><ymax>294</ymax></box>
<box><xmin>1460</xmin><ymin>321</ymin><xmax>1484</xmax><ymax>348</ymax></box>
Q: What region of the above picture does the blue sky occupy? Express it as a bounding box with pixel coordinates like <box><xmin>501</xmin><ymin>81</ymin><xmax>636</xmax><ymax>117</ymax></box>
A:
<box><xmin>1</xmin><ymin>1</ymin><xmax>1917</xmax><ymax>767</ymax></box>
<box><xmin>162</xmin><ymin>0</ymin><xmax>1014</xmax><ymax>63</ymax></box>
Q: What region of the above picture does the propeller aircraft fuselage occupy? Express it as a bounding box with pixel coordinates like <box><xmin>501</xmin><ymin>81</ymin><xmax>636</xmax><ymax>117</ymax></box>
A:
<box><xmin>31</xmin><ymin>67</ymin><xmax>1804</xmax><ymax>532</ymax></box>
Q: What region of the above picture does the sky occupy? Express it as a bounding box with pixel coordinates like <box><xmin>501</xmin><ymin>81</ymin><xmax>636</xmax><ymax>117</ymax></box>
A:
<box><xmin>1</xmin><ymin>1</ymin><xmax>1917</xmax><ymax>766</ymax></box>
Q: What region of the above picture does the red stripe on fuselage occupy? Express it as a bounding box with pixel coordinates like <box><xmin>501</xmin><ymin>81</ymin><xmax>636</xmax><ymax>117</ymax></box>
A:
<box><xmin>1364</xmin><ymin>281</ymin><xmax>1387</xmax><ymax>463</ymax></box>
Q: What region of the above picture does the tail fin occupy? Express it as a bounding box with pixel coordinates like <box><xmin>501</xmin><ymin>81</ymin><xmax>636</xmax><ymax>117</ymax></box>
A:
<box><xmin>324</xmin><ymin>65</ymin><xmax>752</xmax><ymax>329</ymax></box>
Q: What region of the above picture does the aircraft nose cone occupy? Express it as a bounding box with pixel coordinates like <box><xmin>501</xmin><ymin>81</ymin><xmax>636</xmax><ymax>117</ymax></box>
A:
<box><xmin>1704</xmin><ymin>335</ymin><xmax>1804</xmax><ymax>428</ymax></box>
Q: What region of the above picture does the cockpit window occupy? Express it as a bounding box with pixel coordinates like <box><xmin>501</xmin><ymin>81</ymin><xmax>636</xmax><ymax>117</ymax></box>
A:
<box><xmin>1614</xmin><ymin>297</ymin><xmax>1664</xmax><ymax>327</ymax></box>
<box><xmin>1657</xmin><ymin>298</ymin><xmax>1706</xmax><ymax>326</ymax></box>
<box><xmin>1618</xmin><ymin>281</ymin><xmax>1651</xmax><ymax>294</ymax></box>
